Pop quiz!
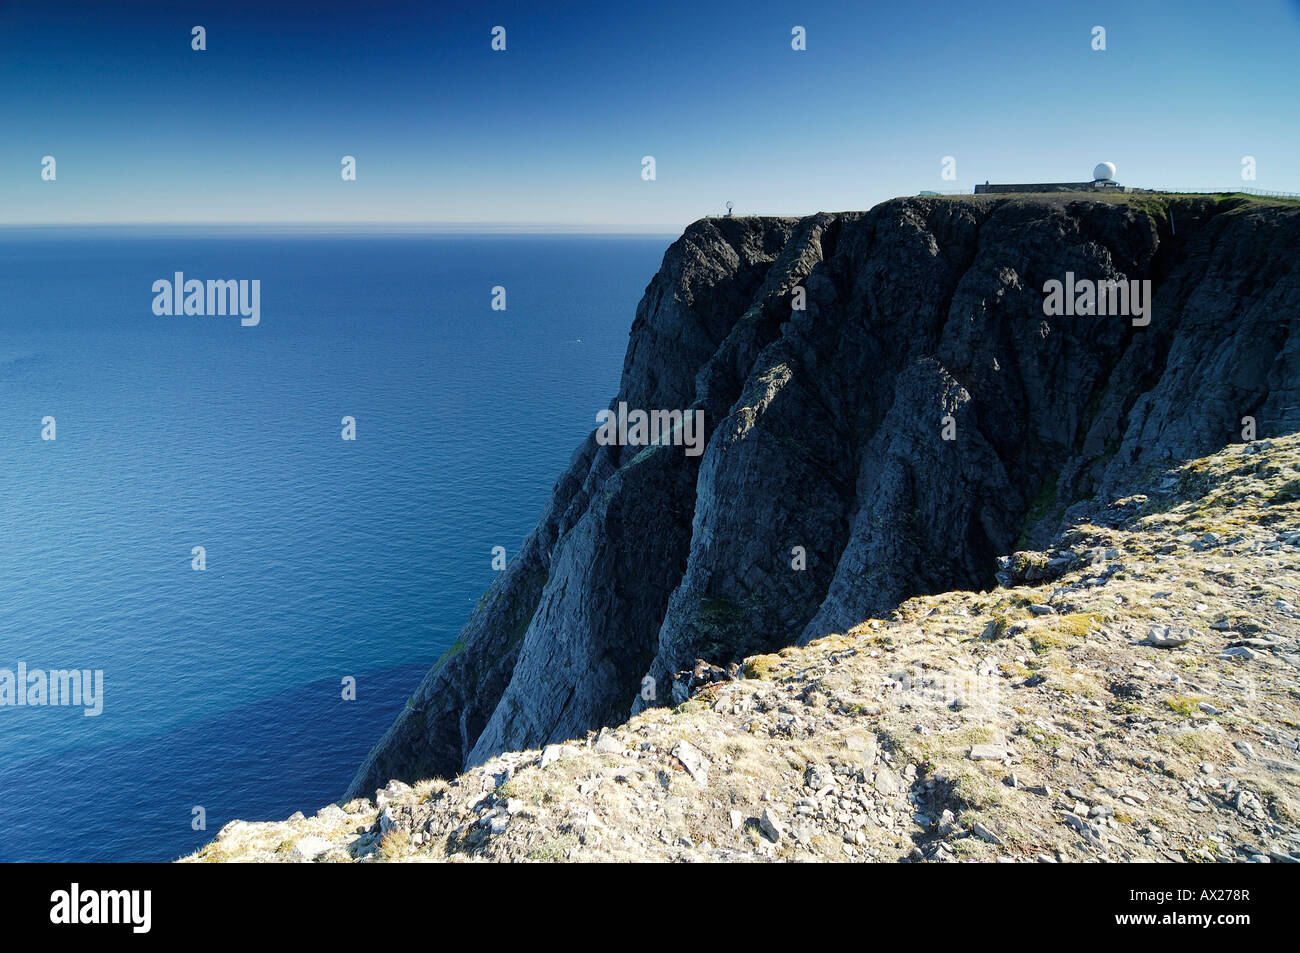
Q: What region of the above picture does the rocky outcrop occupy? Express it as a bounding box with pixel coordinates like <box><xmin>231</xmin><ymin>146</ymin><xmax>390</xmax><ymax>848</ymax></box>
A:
<box><xmin>347</xmin><ymin>194</ymin><xmax>1300</xmax><ymax>799</ymax></box>
<box><xmin>191</xmin><ymin>435</ymin><xmax>1300</xmax><ymax>863</ymax></box>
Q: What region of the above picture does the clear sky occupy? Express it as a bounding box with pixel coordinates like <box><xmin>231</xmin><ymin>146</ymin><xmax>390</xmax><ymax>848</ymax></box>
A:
<box><xmin>1</xmin><ymin>0</ymin><xmax>1297</xmax><ymax>228</ymax></box>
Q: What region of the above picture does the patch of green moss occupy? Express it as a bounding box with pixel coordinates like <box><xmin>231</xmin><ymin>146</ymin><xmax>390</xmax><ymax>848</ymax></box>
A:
<box><xmin>673</xmin><ymin>698</ymin><xmax>708</xmax><ymax>717</ymax></box>
<box><xmin>983</xmin><ymin>612</ymin><xmax>1013</xmax><ymax>640</ymax></box>
<box><xmin>1059</xmin><ymin>612</ymin><xmax>1102</xmax><ymax>638</ymax></box>
<box><xmin>696</xmin><ymin>596</ymin><xmax>749</xmax><ymax>657</ymax></box>
<box><xmin>1018</xmin><ymin>475</ymin><xmax>1060</xmax><ymax>546</ymax></box>
<box><xmin>742</xmin><ymin>654</ymin><xmax>781</xmax><ymax>679</ymax></box>
<box><xmin>435</xmin><ymin>636</ymin><xmax>467</xmax><ymax>666</ymax></box>
<box><xmin>1164</xmin><ymin>695</ymin><xmax>1208</xmax><ymax>717</ymax></box>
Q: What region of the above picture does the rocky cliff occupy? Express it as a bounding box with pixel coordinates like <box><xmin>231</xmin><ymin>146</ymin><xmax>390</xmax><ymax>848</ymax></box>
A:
<box><xmin>347</xmin><ymin>193</ymin><xmax>1300</xmax><ymax>800</ymax></box>
<box><xmin>191</xmin><ymin>434</ymin><xmax>1300</xmax><ymax>863</ymax></box>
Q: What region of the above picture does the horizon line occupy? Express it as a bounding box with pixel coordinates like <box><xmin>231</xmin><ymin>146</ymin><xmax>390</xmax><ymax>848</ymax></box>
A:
<box><xmin>0</xmin><ymin>221</ymin><xmax>689</xmax><ymax>235</ymax></box>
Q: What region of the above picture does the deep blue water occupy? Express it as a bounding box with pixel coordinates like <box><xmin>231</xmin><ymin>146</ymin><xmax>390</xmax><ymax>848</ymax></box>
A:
<box><xmin>0</xmin><ymin>230</ymin><xmax>669</xmax><ymax>861</ymax></box>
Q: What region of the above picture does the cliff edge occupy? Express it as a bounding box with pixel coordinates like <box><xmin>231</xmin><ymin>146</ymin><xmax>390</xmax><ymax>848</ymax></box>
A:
<box><xmin>346</xmin><ymin>194</ymin><xmax>1300</xmax><ymax>800</ymax></box>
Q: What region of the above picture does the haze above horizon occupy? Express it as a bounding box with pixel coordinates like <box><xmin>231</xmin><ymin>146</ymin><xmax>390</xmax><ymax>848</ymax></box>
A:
<box><xmin>2</xmin><ymin>0</ymin><xmax>1297</xmax><ymax>227</ymax></box>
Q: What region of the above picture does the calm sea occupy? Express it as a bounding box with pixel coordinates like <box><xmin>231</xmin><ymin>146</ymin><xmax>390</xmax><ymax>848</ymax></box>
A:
<box><xmin>0</xmin><ymin>229</ymin><xmax>669</xmax><ymax>861</ymax></box>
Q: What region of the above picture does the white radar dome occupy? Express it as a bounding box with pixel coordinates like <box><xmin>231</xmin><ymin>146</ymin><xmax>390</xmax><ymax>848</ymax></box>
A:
<box><xmin>1093</xmin><ymin>161</ymin><xmax>1116</xmax><ymax>182</ymax></box>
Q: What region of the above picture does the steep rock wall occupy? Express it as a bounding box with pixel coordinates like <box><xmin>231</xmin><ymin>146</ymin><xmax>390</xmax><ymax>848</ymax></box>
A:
<box><xmin>348</xmin><ymin>195</ymin><xmax>1300</xmax><ymax>798</ymax></box>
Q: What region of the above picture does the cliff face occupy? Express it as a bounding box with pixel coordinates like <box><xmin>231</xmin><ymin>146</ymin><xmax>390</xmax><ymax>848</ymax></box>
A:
<box><xmin>347</xmin><ymin>194</ymin><xmax>1300</xmax><ymax>799</ymax></box>
<box><xmin>198</xmin><ymin>434</ymin><xmax>1300</xmax><ymax>864</ymax></box>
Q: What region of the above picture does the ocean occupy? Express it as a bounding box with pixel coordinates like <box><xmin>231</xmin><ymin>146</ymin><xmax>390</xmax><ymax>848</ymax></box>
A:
<box><xmin>0</xmin><ymin>230</ymin><xmax>670</xmax><ymax>861</ymax></box>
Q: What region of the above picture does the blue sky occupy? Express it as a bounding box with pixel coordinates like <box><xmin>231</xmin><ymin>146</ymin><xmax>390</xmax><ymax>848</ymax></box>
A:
<box><xmin>1</xmin><ymin>0</ymin><xmax>1297</xmax><ymax>228</ymax></box>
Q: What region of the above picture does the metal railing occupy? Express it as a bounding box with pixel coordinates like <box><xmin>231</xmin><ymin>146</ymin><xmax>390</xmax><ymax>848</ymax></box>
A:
<box><xmin>1152</xmin><ymin>187</ymin><xmax>1300</xmax><ymax>199</ymax></box>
